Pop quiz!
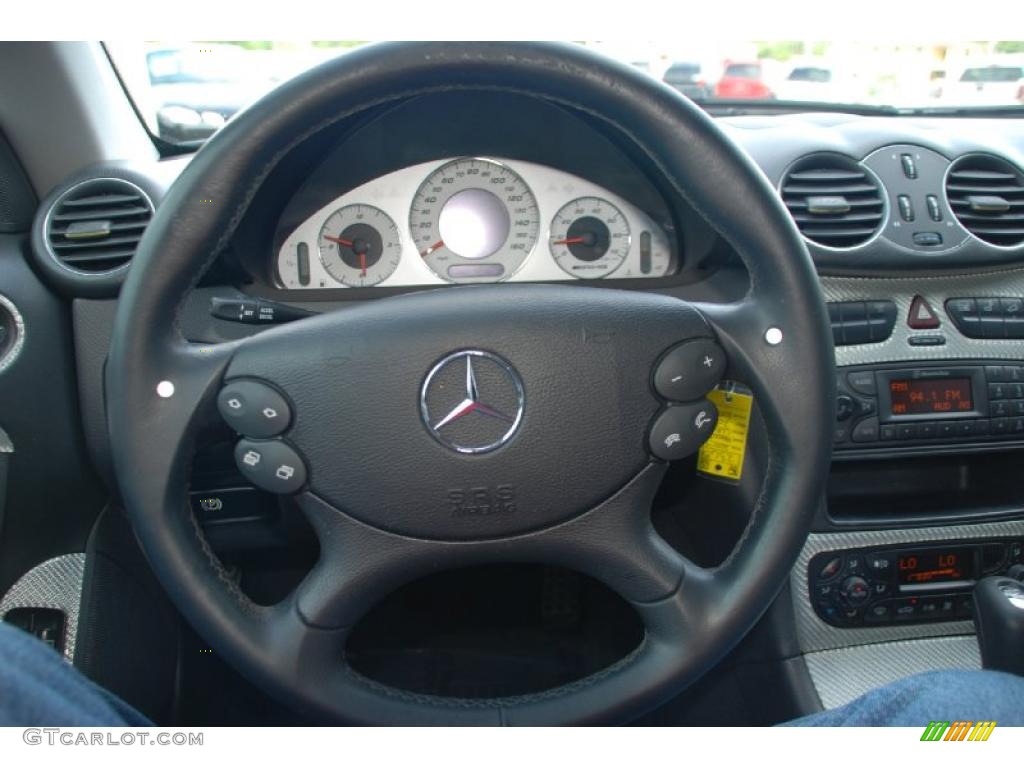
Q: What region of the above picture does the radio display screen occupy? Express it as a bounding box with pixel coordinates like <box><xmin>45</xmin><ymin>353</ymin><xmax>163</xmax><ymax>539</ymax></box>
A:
<box><xmin>897</xmin><ymin>548</ymin><xmax>974</xmax><ymax>585</ymax></box>
<box><xmin>889</xmin><ymin>378</ymin><xmax>973</xmax><ymax>415</ymax></box>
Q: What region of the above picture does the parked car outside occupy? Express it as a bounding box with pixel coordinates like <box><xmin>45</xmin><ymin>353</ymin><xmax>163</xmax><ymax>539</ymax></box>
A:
<box><xmin>713</xmin><ymin>60</ymin><xmax>775</xmax><ymax>99</ymax></box>
<box><xmin>662</xmin><ymin>61</ymin><xmax>712</xmax><ymax>100</ymax></box>
<box><xmin>773</xmin><ymin>60</ymin><xmax>864</xmax><ymax>103</ymax></box>
<box><xmin>147</xmin><ymin>45</ymin><xmax>281</xmax><ymax>142</ymax></box>
<box><xmin>939</xmin><ymin>60</ymin><xmax>1024</xmax><ymax>105</ymax></box>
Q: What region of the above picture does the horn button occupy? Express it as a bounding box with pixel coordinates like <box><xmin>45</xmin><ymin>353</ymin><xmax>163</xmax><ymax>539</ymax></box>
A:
<box><xmin>221</xmin><ymin>285</ymin><xmax>721</xmax><ymax>541</ymax></box>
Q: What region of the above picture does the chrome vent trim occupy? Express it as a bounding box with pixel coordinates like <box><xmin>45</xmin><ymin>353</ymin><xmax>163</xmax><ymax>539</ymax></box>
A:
<box><xmin>945</xmin><ymin>154</ymin><xmax>1024</xmax><ymax>248</ymax></box>
<box><xmin>780</xmin><ymin>153</ymin><xmax>886</xmax><ymax>249</ymax></box>
<box><xmin>43</xmin><ymin>178</ymin><xmax>154</xmax><ymax>274</ymax></box>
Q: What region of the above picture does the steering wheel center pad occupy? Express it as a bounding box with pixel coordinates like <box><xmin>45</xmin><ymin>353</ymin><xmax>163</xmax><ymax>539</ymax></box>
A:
<box><xmin>228</xmin><ymin>284</ymin><xmax>712</xmax><ymax>539</ymax></box>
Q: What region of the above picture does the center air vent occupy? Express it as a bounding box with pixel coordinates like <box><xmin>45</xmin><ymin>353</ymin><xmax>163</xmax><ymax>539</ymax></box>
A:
<box><xmin>945</xmin><ymin>154</ymin><xmax>1024</xmax><ymax>248</ymax></box>
<box><xmin>44</xmin><ymin>178</ymin><xmax>153</xmax><ymax>273</ymax></box>
<box><xmin>780</xmin><ymin>154</ymin><xmax>885</xmax><ymax>249</ymax></box>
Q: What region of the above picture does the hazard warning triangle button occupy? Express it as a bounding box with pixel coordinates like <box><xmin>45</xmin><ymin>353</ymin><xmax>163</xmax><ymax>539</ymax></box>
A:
<box><xmin>908</xmin><ymin>295</ymin><xmax>940</xmax><ymax>329</ymax></box>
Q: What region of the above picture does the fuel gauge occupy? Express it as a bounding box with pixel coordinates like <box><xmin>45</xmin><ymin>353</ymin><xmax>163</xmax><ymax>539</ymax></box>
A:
<box><xmin>549</xmin><ymin>197</ymin><xmax>631</xmax><ymax>279</ymax></box>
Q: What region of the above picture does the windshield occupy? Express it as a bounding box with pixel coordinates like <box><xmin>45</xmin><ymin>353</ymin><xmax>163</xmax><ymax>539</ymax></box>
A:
<box><xmin>104</xmin><ymin>41</ymin><xmax>1024</xmax><ymax>147</ymax></box>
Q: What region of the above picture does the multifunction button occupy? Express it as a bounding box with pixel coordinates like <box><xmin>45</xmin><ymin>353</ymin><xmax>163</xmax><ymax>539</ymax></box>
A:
<box><xmin>653</xmin><ymin>339</ymin><xmax>726</xmax><ymax>402</ymax></box>
<box><xmin>217</xmin><ymin>379</ymin><xmax>292</xmax><ymax>439</ymax></box>
<box><xmin>234</xmin><ymin>439</ymin><xmax>307</xmax><ymax>495</ymax></box>
<box><xmin>648</xmin><ymin>401</ymin><xmax>719</xmax><ymax>461</ymax></box>
<box><xmin>647</xmin><ymin>338</ymin><xmax>726</xmax><ymax>462</ymax></box>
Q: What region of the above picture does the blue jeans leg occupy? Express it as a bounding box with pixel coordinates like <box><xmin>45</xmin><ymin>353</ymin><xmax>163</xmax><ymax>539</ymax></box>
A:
<box><xmin>0</xmin><ymin>621</ymin><xmax>151</xmax><ymax>726</ymax></box>
<box><xmin>786</xmin><ymin>668</ymin><xmax>1024</xmax><ymax>726</ymax></box>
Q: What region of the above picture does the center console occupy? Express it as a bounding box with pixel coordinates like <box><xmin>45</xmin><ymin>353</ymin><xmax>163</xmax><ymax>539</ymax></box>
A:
<box><xmin>796</xmin><ymin>269</ymin><xmax>1024</xmax><ymax>710</ymax></box>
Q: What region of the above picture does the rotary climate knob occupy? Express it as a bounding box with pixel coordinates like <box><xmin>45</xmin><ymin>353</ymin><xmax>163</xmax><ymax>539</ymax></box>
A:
<box><xmin>840</xmin><ymin>576</ymin><xmax>871</xmax><ymax>606</ymax></box>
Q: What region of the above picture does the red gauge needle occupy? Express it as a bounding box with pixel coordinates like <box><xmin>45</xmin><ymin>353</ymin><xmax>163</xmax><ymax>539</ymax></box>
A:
<box><xmin>552</xmin><ymin>236</ymin><xmax>586</xmax><ymax>245</ymax></box>
<box><xmin>323</xmin><ymin>235</ymin><xmax>354</xmax><ymax>247</ymax></box>
<box><xmin>324</xmin><ymin>235</ymin><xmax>367</xmax><ymax>276</ymax></box>
<box><xmin>421</xmin><ymin>240</ymin><xmax>444</xmax><ymax>257</ymax></box>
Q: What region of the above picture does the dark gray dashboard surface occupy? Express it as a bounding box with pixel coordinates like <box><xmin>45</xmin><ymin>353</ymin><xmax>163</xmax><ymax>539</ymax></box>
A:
<box><xmin>721</xmin><ymin>114</ymin><xmax>1024</xmax><ymax>274</ymax></box>
<box><xmin>55</xmin><ymin>111</ymin><xmax>1024</xmax><ymax>491</ymax></box>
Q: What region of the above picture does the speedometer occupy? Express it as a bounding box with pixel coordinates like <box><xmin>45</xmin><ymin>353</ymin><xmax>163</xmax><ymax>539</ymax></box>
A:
<box><xmin>409</xmin><ymin>158</ymin><xmax>539</xmax><ymax>283</ymax></box>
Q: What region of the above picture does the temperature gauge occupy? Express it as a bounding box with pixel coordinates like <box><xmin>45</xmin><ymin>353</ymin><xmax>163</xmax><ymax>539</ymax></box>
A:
<box><xmin>317</xmin><ymin>205</ymin><xmax>401</xmax><ymax>287</ymax></box>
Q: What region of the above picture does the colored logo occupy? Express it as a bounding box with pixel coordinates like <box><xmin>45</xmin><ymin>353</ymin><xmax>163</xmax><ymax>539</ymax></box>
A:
<box><xmin>920</xmin><ymin>721</ymin><xmax>996</xmax><ymax>741</ymax></box>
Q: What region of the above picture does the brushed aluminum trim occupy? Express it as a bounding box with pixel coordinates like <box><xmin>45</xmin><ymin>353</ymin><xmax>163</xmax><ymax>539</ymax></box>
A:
<box><xmin>0</xmin><ymin>553</ymin><xmax>86</xmax><ymax>662</ymax></box>
<box><xmin>805</xmin><ymin>635</ymin><xmax>981</xmax><ymax>710</ymax></box>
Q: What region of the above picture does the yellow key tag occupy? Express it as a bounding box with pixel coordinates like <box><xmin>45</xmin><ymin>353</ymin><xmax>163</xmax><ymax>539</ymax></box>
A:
<box><xmin>697</xmin><ymin>384</ymin><xmax>754</xmax><ymax>482</ymax></box>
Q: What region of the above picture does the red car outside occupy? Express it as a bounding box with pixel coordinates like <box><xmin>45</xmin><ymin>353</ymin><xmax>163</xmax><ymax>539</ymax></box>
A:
<box><xmin>714</xmin><ymin>61</ymin><xmax>775</xmax><ymax>99</ymax></box>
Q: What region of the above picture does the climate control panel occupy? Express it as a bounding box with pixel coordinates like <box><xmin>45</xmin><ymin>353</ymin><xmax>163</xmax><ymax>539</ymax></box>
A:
<box><xmin>809</xmin><ymin>539</ymin><xmax>1023</xmax><ymax>628</ymax></box>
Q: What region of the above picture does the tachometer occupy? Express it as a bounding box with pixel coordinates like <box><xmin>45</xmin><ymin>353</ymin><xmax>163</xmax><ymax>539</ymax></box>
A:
<box><xmin>317</xmin><ymin>205</ymin><xmax>401</xmax><ymax>287</ymax></box>
<box><xmin>409</xmin><ymin>158</ymin><xmax>539</xmax><ymax>283</ymax></box>
<box><xmin>548</xmin><ymin>197</ymin><xmax>631</xmax><ymax>279</ymax></box>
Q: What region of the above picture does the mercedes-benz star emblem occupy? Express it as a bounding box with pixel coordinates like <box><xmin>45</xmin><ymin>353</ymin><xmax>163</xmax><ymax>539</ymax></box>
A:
<box><xmin>420</xmin><ymin>350</ymin><xmax>525</xmax><ymax>454</ymax></box>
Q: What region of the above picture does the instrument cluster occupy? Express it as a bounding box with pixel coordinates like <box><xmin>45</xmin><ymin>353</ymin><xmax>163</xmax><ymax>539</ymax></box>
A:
<box><xmin>276</xmin><ymin>157</ymin><xmax>675</xmax><ymax>289</ymax></box>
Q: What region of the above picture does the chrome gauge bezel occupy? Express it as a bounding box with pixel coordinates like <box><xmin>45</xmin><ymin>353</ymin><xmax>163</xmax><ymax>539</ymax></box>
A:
<box><xmin>276</xmin><ymin>156</ymin><xmax>674</xmax><ymax>289</ymax></box>
<box><xmin>548</xmin><ymin>196</ymin><xmax>633</xmax><ymax>279</ymax></box>
<box><xmin>316</xmin><ymin>204</ymin><xmax>402</xmax><ymax>287</ymax></box>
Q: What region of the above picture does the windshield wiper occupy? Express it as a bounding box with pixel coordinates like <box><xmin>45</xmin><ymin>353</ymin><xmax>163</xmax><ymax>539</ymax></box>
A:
<box><xmin>696</xmin><ymin>99</ymin><xmax>902</xmax><ymax>117</ymax></box>
<box><xmin>695</xmin><ymin>99</ymin><xmax>1024</xmax><ymax>118</ymax></box>
<box><xmin>890</xmin><ymin>105</ymin><xmax>1024</xmax><ymax>118</ymax></box>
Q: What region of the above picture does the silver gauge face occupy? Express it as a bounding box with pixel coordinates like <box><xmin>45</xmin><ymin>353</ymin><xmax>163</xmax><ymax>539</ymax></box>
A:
<box><xmin>549</xmin><ymin>197</ymin><xmax>631</xmax><ymax>279</ymax></box>
<box><xmin>317</xmin><ymin>205</ymin><xmax>402</xmax><ymax>287</ymax></box>
<box><xmin>409</xmin><ymin>158</ymin><xmax>540</xmax><ymax>283</ymax></box>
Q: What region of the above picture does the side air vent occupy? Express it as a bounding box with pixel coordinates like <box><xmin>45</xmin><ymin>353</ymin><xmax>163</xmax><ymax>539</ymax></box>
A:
<box><xmin>946</xmin><ymin>154</ymin><xmax>1024</xmax><ymax>248</ymax></box>
<box><xmin>780</xmin><ymin>154</ymin><xmax>885</xmax><ymax>249</ymax></box>
<box><xmin>44</xmin><ymin>178</ymin><xmax>154</xmax><ymax>273</ymax></box>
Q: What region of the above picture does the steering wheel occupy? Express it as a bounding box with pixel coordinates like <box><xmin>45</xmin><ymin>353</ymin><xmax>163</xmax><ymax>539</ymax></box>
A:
<box><xmin>106</xmin><ymin>42</ymin><xmax>833</xmax><ymax>725</ymax></box>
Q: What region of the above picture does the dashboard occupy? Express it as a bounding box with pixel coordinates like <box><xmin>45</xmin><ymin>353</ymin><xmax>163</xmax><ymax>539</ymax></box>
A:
<box><xmin>10</xmin><ymin>41</ymin><xmax>1024</xmax><ymax>723</ymax></box>
<box><xmin>14</xmin><ymin>93</ymin><xmax>1024</xmax><ymax>717</ymax></box>
<box><xmin>275</xmin><ymin>156</ymin><xmax>673</xmax><ymax>289</ymax></box>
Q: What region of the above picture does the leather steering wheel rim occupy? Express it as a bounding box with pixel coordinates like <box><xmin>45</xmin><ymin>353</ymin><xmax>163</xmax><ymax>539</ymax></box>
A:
<box><xmin>106</xmin><ymin>41</ymin><xmax>834</xmax><ymax>725</ymax></box>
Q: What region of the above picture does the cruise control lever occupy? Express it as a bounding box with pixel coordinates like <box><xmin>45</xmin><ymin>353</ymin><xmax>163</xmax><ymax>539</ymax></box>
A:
<box><xmin>210</xmin><ymin>296</ymin><xmax>317</xmax><ymax>325</ymax></box>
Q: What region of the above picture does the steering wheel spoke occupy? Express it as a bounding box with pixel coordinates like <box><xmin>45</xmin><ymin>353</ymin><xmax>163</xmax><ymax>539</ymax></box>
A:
<box><xmin>293</xmin><ymin>463</ymin><xmax>691</xmax><ymax>630</ymax></box>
